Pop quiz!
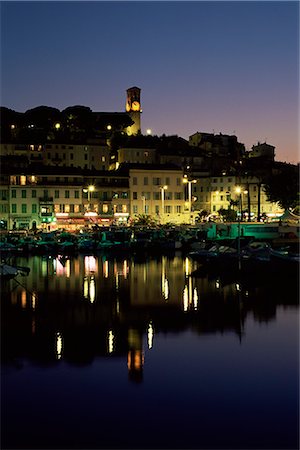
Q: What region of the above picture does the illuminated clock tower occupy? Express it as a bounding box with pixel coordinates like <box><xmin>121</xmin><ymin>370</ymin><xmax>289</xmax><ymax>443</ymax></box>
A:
<box><xmin>125</xmin><ymin>86</ymin><xmax>141</xmax><ymax>135</ymax></box>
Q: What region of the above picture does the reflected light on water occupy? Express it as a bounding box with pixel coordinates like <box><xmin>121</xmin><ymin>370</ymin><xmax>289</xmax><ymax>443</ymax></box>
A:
<box><xmin>147</xmin><ymin>322</ymin><xmax>154</xmax><ymax>349</ymax></box>
<box><xmin>123</xmin><ymin>260</ymin><xmax>128</xmax><ymax>278</ymax></box>
<box><xmin>183</xmin><ymin>285</ymin><xmax>188</xmax><ymax>312</ymax></box>
<box><xmin>185</xmin><ymin>257</ymin><xmax>191</xmax><ymax>276</ymax></box>
<box><xmin>56</xmin><ymin>257</ymin><xmax>70</xmax><ymax>278</ymax></box>
<box><xmin>193</xmin><ymin>288</ymin><xmax>198</xmax><ymax>310</ymax></box>
<box><xmin>21</xmin><ymin>290</ymin><xmax>26</xmax><ymax>309</ymax></box>
<box><xmin>31</xmin><ymin>292</ymin><xmax>37</xmax><ymax>310</ymax></box>
<box><xmin>42</xmin><ymin>259</ymin><xmax>48</xmax><ymax>276</ymax></box>
<box><xmin>103</xmin><ymin>260</ymin><xmax>109</xmax><ymax>278</ymax></box>
<box><xmin>83</xmin><ymin>276</ymin><xmax>89</xmax><ymax>298</ymax></box>
<box><xmin>56</xmin><ymin>332</ymin><xmax>63</xmax><ymax>360</ymax></box>
<box><xmin>162</xmin><ymin>278</ymin><xmax>169</xmax><ymax>301</ymax></box>
<box><xmin>108</xmin><ymin>330</ymin><xmax>114</xmax><ymax>354</ymax></box>
<box><xmin>84</xmin><ymin>256</ymin><xmax>97</xmax><ymax>274</ymax></box>
<box><xmin>90</xmin><ymin>277</ymin><xmax>95</xmax><ymax>303</ymax></box>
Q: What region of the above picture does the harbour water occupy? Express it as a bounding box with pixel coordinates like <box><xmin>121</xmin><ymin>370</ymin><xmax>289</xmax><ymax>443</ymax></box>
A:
<box><xmin>1</xmin><ymin>253</ymin><xmax>299</xmax><ymax>449</ymax></box>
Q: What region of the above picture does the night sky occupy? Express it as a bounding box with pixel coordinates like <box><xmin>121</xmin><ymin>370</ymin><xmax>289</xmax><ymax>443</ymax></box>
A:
<box><xmin>1</xmin><ymin>1</ymin><xmax>299</xmax><ymax>163</ymax></box>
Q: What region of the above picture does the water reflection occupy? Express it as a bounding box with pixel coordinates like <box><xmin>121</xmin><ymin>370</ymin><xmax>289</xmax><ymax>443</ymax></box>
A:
<box><xmin>1</xmin><ymin>253</ymin><xmax>298</xmax><ymax>381</ymax></box>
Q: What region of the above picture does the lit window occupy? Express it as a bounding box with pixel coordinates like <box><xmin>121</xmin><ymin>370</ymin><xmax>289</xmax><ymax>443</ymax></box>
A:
<box><xmin>20</xmin><ymin>176</ymin><xmax>26</xmax><ymax>185</ymax></box>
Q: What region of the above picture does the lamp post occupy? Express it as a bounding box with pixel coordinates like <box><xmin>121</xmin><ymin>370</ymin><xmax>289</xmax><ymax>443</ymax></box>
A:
<box><xmin>235</xmin><ymin>186</ymin><xmax>242</xmax><ymax>270</ymax></box>
<box><xmin>160</xmin><ymin>185</ymin><xmax>168</xmax><ymax>224</ymax></box>
<box><xmin>83</xmin><ymin>185</ymin><xmax>95</xmax><ymax>212</ymax></box>
<box><xmin>183</xmin><ymin>177</ymin><xmax>197</xmax><ymax>223</ymax></box>
<box><xmin>141</xmin><ymin>195</ymin><xmax>146</xmax><ymax>214</ymax></box>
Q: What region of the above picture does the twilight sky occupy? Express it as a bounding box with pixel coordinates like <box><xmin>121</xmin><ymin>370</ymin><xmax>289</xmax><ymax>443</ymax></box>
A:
<box><xmin>1</xmin><ymin>1</ymin><xmax>299</xmax><ymax>163</ymax></box>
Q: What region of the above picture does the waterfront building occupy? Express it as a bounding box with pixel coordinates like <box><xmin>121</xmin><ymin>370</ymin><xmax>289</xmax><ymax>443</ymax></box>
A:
<box><xmin>126</xmin><ymin>164</ymin><xmax>188</xmax><ymax>224</ymax></box>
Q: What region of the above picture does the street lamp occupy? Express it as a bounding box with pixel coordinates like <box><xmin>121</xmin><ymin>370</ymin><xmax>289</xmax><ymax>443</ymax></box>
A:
<box><xmin>159</xmin><ymin>185</ymin><xmax>168</xmax><ymax>224</ymax></box>
<box><xmin>83</xmin><ymin>185</ymin><xmax>95</xmax><ymax>211</ymax></box>
<box><xmin>183</xmin><ymin>177</ymin><xmax>197</xmax><ymax>223</ymax></box>
<box><xmin>235</xmin><ymin>186</ymin><xmax>242</xmax><ymax>269</ymax></box>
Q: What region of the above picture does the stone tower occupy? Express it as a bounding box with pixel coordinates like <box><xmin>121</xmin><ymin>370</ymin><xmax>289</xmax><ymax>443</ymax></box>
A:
<box><xmin>125</xmin><ymin>86</ymin><xmax>141</xmax><ymax>135</ymax></box>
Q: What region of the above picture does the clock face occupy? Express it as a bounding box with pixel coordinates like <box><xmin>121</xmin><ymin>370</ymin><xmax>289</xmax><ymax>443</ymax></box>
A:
<box><xmin>126</xmin><ymin>101</ymin><xmax>131</xmax><ymax>112</ymax></box>
<box><xmin>131</xmin><ymin>101</ymin><xmax>140</xmax><ymax>111</ymax></box>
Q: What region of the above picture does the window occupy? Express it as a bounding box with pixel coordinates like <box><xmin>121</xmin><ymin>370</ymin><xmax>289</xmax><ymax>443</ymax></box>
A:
<box><xmin>176</xmin><ymin>206</ymin><xmax>181</xmax><ymax>213</ymax></box>
<box><xmin>153</xmin><ymin>192</ymin><xmax>160</xmax><ymax>200</ymax></box>
<box><xmin>103</xmin><ymin>204</ymin><xmax>108</xmax><ymax>213</ymax></box>
<box><xmin>65</xmin><ymin>190</ymin><xmax>70</xmax><ymax>199</ymax></box>
<box><xmin>21</xmin><ymin>190</ymin><xmax>26</xmax><ymax>198</ymax></box>
<box><xmin>166</xmin><ymin>177</ymin><xmax>170</xmax><ymax>185</ymax></box>
<box><xmin>133</xmin><ymin>192</ymin><xmax>138</xmax><ymax>200</ymax></box>
<box><xmin>132</xmin><ymin>177</ymin><xmax>137</xmax><ymax>185</ymax></box>
<box><xmin>84</xmin><ymin>154</ymin><xmax>88</xmax><ymax>161</ymax></box>
<box><xmin>11</xmin><ymin>190</ymin><xmax>16</xmax><ymax>198</ymax></box>
<box><xmin>174</xmin><ymin>192</ymin><xmax>182</xmax><ymax>200</ymax></box>
<box><xmin>144</xmin><ymin>177</ymin><xmax>148</xmax><ymax>185</ymax></box>
<box><xmin>12</xmin><ymin>204</ymin><xmax>17</xmax><ymax>213</ymax></box>
<box><xmin>21</xmin><ymin>204</ymin><xmax>27</xmax><ymax>214</ymax></box>
<box><xmin>20</xmin><ymin>176</ymin><xmax>26</xmax><ymax>185</ymax></box>
<box><xmin>165</xmin><ymin>192</ymin><xmax>172</xmax><ymax>200</ymax></box>
<box><xmin>74</xmin><ymin>205</ymin><xmax>80</xmax><ymax>213</ymax></box>
<box><xmin>70</xmin><ymin>153</ymin><xmax>73</xmax><ymax>160</ymax></box>
<box><xmin>101</xmin><ymin>156</ymin><xmax>106</xmax><ymax>162</ymax></box>
<box><xmin>176</xmin><ymin>178</ymin><xmax>181</xmax><ymax>186</ymax></box>
<box><xmin>165</xmin><ymin>206</ymin><xmax>171</xmax><ymax>214</ymax></box>
<box><xmin>0</xmin><ymin>190</ymin><xmax>8</xmax><ymax>200</ymax></box>
<box><xmin>65</xmin><ymin>205</ymin><xmax>70</xmax><ymax>213</ymax></box>
<box><xmin>74</xmin><ymin>190</ymin><xmax>79</xmax><ymax>199</ymax></box>
<box><xmin>133</xmin><ymin>205</ymin><xmax>138</xmax><ymax>214</ymax></box>
<box><xmin>32</xmin><ymin>190</ymin><xmax>36</xmax><ymax>198</ymax></box>
<box><xmin>32</xmin><ymin>204</ymin><xmax>37</xmax><ymax>213</ymax></box>
<box><xmin>44</xmin><ymin>190</ymin><xmax>48</xmax><ymax>198</ymax></box>
<box><xmin>145</xmin><ymin>205</ymin><xmax>149</xmax><ymax>214</ymax></box>
<box><xmin>55</xmin><ymin>190</ymin><xmax>59</xmax><ymax>198</ymax></box>
<box><xmin>220</xmin><ymin>195</ymin><xmax>224</xmax><ymax>201</ymax></box>
<box><xmin>155</xmin><ymin>205</ymin><xmax>159</xmax><ymax>214</ymax></box>
<box><xmin>153</xmin><ymin>177</ymin><xmax>161</xmax><ymax>185</ymax></box>
<box><xmin>142</xmin><ymin>192</ymin><xmax>151</xmax><ymax>200</ymax></box>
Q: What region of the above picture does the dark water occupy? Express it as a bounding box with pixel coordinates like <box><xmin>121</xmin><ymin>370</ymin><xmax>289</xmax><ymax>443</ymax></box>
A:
<box><xmin>1</xmin><ymin>253</ymin><xmax>299</xmax><ymax>449</ymax></box>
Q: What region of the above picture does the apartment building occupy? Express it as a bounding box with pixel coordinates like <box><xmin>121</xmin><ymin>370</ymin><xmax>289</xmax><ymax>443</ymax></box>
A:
<box><xmin>128</xmin><ymin>165</ymin><xmax>188</xmax><ymax>224</ymax></box>
<box><xmin>0</xmin><ymin>143</ymin><xmax>111</xmax><ymax>171</ymax></box>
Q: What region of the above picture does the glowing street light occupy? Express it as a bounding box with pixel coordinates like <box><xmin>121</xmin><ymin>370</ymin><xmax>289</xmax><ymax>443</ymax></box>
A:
<box><xmin>159</xmin><ymin>185</ymin><xmax>168</xmax><ymax>223</ymax></box>
<box><xmin>183</xmin><ymin>176</ymin><xmax>197</xmax><ymax>223</ymax></box>
<box><xmin>83</xmin><ymin>185</ymin><xmax>95</xmax><ymax>211</ymax></box>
